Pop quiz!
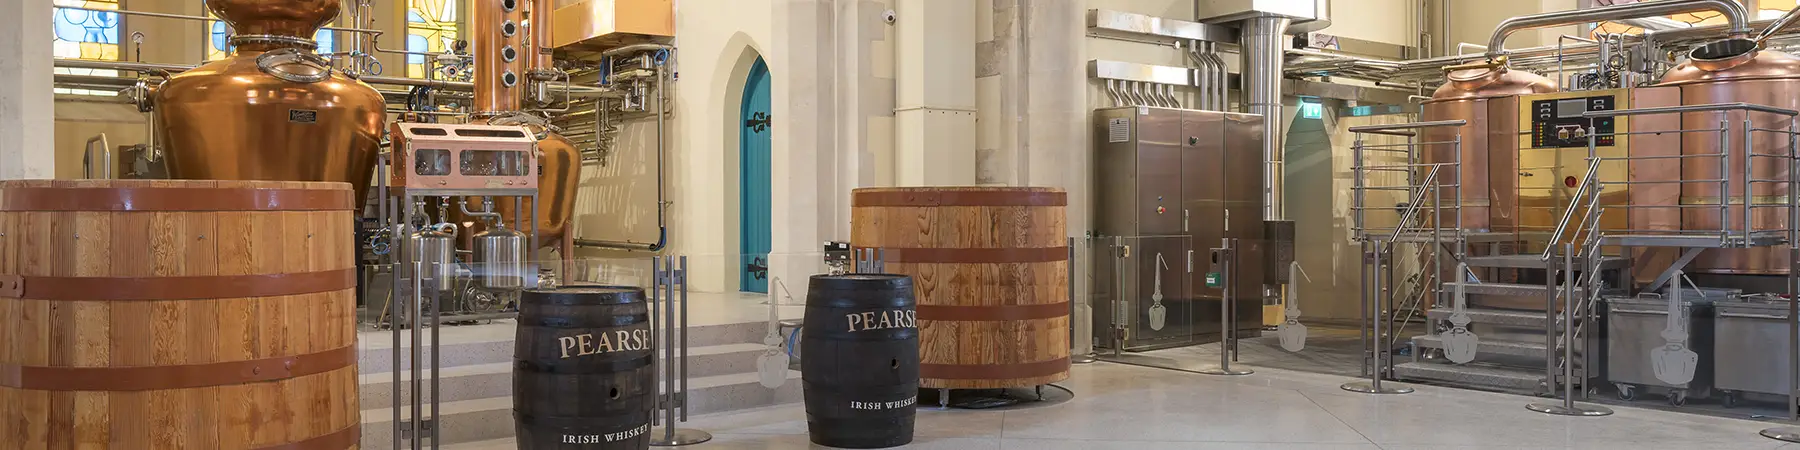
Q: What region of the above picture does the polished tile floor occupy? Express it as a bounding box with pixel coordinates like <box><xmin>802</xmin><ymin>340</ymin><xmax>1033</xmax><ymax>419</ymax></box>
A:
<box><xmin>446</xmin><ymin>362</ymin><xmax>1799</xmax><ymax>449</ymax></box>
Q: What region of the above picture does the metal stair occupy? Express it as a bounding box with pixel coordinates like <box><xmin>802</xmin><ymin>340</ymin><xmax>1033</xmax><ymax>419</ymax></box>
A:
<box><xmin>1394</xmin><ymin>244</ymin><xmax>1619</xmax><ymax>394</ymax></box>
<box><xmin>1424</xmin><ymin>306</ymin><xmax>1556</xmax><ymax>328</ymax></box>
<box><xmin>1393</xmin><ymin>361</ymin><xmax>1547</xmax><ymax>391</ymax></box>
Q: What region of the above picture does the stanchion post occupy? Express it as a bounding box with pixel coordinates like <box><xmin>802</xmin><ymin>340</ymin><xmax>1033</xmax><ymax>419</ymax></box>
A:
<box><xmin>1071</xmin><ymin>237</ymin><xmax>1096</xmax><ymax>364</ymax></box>
<box><xmin>1201</xmin><ymin>238</ymin><xmax>1252</xmax><ymax>376</ymax></box>
<box><xmin>1341</xmin><ymin>241</ymin><xmax>1412</xmax><ymax>394</ymax></box>
<box><xmin>1760</xmin><ymin>117</ymin><xmax>1800</xmax><ymax>442</ymax></box>
<box><xmin>650</xmin><ymin>256</ymin><xmax>714</xmax><ymax>446</ymax></box>
<box><xmin>1527</xmin><ymin>243</ymin><xmax>1611</xmax><ymax>416</ymax></box>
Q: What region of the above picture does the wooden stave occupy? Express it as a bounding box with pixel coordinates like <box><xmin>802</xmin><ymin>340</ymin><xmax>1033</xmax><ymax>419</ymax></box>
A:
<box><xmin>849</xmin><ymin>187</ymin><xmax>1070</xmax><ymax>390</ymax></box>
<box><xmin>0</xmin><ymin>180</ymin><xmax>359</xmax><ymax>449</ymax></box>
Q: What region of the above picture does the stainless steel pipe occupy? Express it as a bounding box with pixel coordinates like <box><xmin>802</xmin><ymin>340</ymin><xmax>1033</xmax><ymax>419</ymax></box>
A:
<box><xmin>1485</xmin><ymin>0</ymin><xmax>1750</xmax><ymax>57</ymax></box>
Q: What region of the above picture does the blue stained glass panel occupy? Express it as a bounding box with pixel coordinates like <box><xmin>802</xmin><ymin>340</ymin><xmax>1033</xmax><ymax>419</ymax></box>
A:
<box><xmin>54</xmin><ymin>8</ymin><xmax>119</xmax><ymax>45</ymax></box>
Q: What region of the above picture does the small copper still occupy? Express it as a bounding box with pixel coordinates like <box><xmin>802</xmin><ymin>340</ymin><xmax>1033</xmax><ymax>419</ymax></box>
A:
<box><xmin>155</xmin><ymin>0</ymin><xmax>385</xmax><ymax>203</ymax></box>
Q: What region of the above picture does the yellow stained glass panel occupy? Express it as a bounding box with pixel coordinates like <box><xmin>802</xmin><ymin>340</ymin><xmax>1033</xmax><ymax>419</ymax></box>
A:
<box><xmin>407</xmin><ymin>0</ymin><xmax>460</xmax><ymax>78</ymax></box>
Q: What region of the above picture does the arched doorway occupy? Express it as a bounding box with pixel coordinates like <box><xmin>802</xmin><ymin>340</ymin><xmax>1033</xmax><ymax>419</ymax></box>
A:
<box><xmin>739</xmin><ymin>57</ymin><xmax>772</xmax><ymax>293</ymax></box>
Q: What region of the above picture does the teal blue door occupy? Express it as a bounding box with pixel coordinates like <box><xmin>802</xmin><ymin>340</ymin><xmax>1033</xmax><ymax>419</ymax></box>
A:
<box><xmin>740</xmin><ymin>58</ymin><xmax>772</xmax><ymax>293</ymax></box>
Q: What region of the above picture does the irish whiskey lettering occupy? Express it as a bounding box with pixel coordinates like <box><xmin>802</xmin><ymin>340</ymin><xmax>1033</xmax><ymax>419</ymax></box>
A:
<box><xmin>557</xmin><ymin>329</ymin><xmax>652</xmax><ymax>359</ymax></box>
<box><xmin>560</xmin><ymin>423</ymin><xmax>649</xmax><ymax>444</ymax></box>
<box><xmin>844</xmin><ymin>309</ymin><xmax>917</xmax><ymax>332</ymax></box>
<box><xmin>849</xmin><ymin>396</ymin><xmax>918</xmax><ymax>410</ymax></box>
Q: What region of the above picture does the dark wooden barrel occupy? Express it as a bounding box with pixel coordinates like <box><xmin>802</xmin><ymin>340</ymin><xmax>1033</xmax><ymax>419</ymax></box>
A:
<box><xmin>802</xmin><ymin>274</ymin><xmax>920</xmax><ymax>449</ymax></box>
<box><xmin>514</xmin><ymin>286</ymin><xmax>654</xmax><ymax>449</ymax></box>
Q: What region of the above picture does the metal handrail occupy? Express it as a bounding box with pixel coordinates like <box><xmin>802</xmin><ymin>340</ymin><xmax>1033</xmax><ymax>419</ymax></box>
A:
<box><xmin>1581</xmin><ymin>102</ymin><xmax>1800</xmax><ymax>118</ymax></box>
<box><xmin>1387</xmin><ymin>165</ymin><xmax>1444</xmax><ymax>243</ymax></box>
<box><xmin>1347</xmin><ymin>120</ymin><xmax>1469</xmax><ymax>137</ymax></box>
<box><xmin>1542</xmin><ymin>157</ymin><xmax>1604</xmax><ymax>261</ymax></box>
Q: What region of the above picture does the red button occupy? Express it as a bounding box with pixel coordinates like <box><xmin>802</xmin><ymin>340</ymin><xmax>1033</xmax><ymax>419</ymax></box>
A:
<box><xmin>1564</xmin><ymin>176</ymin><xmax>1579</xmax><ymax>188</ymax></box>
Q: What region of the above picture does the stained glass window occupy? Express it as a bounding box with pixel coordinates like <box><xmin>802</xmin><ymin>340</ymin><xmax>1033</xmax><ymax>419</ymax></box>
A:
<box><xmin>52</xmin><ymin>0</ymin><xmax>121</xmax><ymax>96</ymax></box>
<box><xmin>206</xmin><ymin>5</ymin><xmax>336</xmax><ymax>61</ymax></box>
<box><xmin>407</xmin><ymin>0</ymin><xmax>459</xmax><ymax>78</ymax></box>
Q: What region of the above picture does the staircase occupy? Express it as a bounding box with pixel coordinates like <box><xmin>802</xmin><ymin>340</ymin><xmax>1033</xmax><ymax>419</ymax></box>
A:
<box><xmin>1394</xmin><ymin>251</ymin><xmax>1626</xmax><ymax>394</ymax></box>
<box><xmin>355</xmin><ymin>316</ymin><xmax>804</xmax><ymax>449</ymax></box>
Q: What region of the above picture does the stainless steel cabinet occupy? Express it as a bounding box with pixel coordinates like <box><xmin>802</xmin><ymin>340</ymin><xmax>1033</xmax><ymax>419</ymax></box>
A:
<box><xmin>1093</xmin><ymin>107</ymin><xmax>1266</xmax><ymax>351</ymax></box>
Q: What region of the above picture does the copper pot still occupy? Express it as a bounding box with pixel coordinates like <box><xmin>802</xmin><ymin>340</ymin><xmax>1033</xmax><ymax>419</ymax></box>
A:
<box><xmin>1420</xmin><ymin>65</ymin><xmax>1559</xmax><ymax>233</ymax></box>
<box><xmin>154</xmin><ymin>0</ymin><xmax>385</xmax><ymax>204</ymax></box>
<box><xmin>1656</xmin><ymin>38</ymin><xmax>1800</xmax><ymax>275</ymax></box>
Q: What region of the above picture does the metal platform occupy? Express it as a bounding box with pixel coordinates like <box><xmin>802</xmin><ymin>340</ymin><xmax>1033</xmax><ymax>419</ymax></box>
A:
<box><xmin>1463</xmin><ymin>254</ymin><xmax>1630</xmax><ymax>270</ymax></box>
<box><xmin>1393</xmin><ymin>361</ymin><xmax>1548</xmax><ymax>392</ymax></box>
<box><xmin>1601</xmin><ymin>232</ymin><xmax>1789</xmax><ymax>248</ymax></box>
<box><xmin>1414</xmin><ymin>334</ymin><xmax>1555</xmax><ymax>359</ymax></box>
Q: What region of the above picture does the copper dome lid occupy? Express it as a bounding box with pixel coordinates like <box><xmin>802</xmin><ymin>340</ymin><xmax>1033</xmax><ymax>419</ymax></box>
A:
<box><xmin>206</xmin><ymin>0</ymin><xmax>339</xmax><ymax>41</ymax></box>
<box><xmin>1659</xmin><ymin>39</ymin><xmax>1800</xmax><ymax>86</ymax></box>
<box><xmin>1426</xmin><ymin>66</ymin><xmax>1558</xmax><ymax>103</ymax></box>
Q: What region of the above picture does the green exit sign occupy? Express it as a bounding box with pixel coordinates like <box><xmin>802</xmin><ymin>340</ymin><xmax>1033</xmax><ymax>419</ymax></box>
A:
<box><xmin>1205</xmin><ymin>272</ymin><xmax>1221</xmax><ymax>288</ymax></box>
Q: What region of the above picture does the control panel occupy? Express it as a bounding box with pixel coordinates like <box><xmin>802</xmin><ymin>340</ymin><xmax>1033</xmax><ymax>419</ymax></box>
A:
<box><xmin>1530</xmin><ymin>95</ymin><xmax>1617</xmax><ymax>148</ymax></box>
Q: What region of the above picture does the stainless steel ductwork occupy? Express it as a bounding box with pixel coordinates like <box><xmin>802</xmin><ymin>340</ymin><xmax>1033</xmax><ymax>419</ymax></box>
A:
<box><xmin>1197</xmin><ymin>0</ymin><xmax>1329</xmax><ymax>220</ymax></box>
<box><xmin>1240</xmin><ymin>15</ymin><xmax>1291</xmax><ymax>221</ymax></box>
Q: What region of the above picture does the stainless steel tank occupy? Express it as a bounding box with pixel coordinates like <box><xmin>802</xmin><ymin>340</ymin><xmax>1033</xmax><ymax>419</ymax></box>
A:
<box><xmin>1657</xmin><ymin>38</ymin><xmax>1800</xmax><ymax>275</ymax></box>
<box><xmin>1421</xmin><ymin>66</ymin><xmax>1560</xmax><ymax>233</ymax></box>
<box><xmin>473</xmin><ymin>224</ymin><xmax>527</xmax><ymax>289</ymax></box>
<box><xmin>410</xmin><ymin>223</ymin><xmax>458</xmax><ymax>291</ymax></box>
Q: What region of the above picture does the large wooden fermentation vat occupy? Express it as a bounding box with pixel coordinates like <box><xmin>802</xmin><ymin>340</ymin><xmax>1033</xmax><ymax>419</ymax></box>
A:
<box><xmin>0</xmin><ymin>180</ymin><xmax>359</xmax><ymax>449</ymax></box>
<box><xmin>851</xmin><ymin>187</ymin><xmax>1069</xmax><ymax>389</ymax></box>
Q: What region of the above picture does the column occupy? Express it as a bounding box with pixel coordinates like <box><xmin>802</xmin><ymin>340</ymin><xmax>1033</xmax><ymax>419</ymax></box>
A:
<box><xmin>1</xmin><ymin>0</ymin><xmax>55</xmax><ymax>179</ymax></box>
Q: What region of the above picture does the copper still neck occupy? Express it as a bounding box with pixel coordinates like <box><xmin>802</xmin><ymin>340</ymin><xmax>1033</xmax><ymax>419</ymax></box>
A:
<box><xmin>474</xmin><ymin>0</ymin><xmax>528</xmax><ymax>113</ymax></box>
<box><xmin>207</xmin><ymin>0</ymin><xmax>337</xmax><ymax>52</ymax></box>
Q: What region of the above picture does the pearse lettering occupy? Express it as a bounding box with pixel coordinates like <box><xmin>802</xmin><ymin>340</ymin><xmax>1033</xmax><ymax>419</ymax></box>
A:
<box><xmin>557</xmin><ymin>329</ymin><xmax>653</xmax><ymax>359</ymax></box>
<box><xmin>843</xmin><ymin>309</ymin><xmax>919</xmax><ymax>332</ymax></box>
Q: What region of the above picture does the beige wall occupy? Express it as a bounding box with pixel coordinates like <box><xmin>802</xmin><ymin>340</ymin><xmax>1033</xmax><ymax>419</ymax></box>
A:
<box><xmin>1449</xmin><ymin>0</ymin><xmax>1582</xmax><ymax>52</ymax></box>
<box><xmin>1327</xmin><ymin>0</ymin><xmax>1415</xmax><ymax>46</ymax></box>
<box><xmin>572</xmin><ymin>0</ymin><xmax>890</xmax><ymax>294</ymax></box>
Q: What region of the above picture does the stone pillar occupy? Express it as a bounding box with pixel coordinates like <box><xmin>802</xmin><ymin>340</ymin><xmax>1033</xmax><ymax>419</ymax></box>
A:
<box><xmin>893</xmin><ymin>0</ymin><xmax>976</xmax><ymax>186</ymax></box>
<box><xmin>2</xmin><ymin>0</ymin><xmax>55</xmax><ymax>179</ymax></box>
<box><xmin>769</xmin><ymin>0</ymin><xmax>839</xmax><ymax>293</ymax></box>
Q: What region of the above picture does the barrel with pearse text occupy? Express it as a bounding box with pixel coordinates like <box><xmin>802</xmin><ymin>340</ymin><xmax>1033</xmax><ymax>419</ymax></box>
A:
<box><xmin>514</xmin><ymin>286</ymin><xmax>654</xmax><ymax>449</ymax></box>
<box><xmin>803</xmin><ymin>274</ymin><xmax>920</xmax><ymax>449</ymax></box>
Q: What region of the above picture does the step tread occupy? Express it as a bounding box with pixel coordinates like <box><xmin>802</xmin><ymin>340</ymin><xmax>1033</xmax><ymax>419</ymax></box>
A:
<box><xmin>1413</xmin><ymin>334</ymin><xmax>1553</xmax><ymax>357</ymax></box>
<box><xmin>361</xmin><ymin>370</ymin><xmax>803</xmax><ymax>422</ymax></box>
<box><xmin>1424</xmin><ymin>307</ymin><xmax>1557</xmax><ymax>327</ymax></box>
<box><xmin>1440</xmin><ymin>281</ymin><xmax>1584</xmax><ymax>297</ymax></box>
<box><xmin>1394</xmin><ymin>361</ymin><xmax>1546</xmax><ymax>390</ymax></box>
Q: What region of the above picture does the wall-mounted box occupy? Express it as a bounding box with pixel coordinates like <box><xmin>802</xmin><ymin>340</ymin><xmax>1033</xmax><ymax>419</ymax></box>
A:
<box><xmin>552</xmin><ymin>0</ymin><xmax>674</xmax><ymax>51</ymax></box>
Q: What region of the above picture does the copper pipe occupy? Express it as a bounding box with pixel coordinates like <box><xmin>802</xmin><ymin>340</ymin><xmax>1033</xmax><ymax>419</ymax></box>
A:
<box><xmin>527</xmin><ymin>0</ymin><xmax>555</xmax><ymax>71</ymax></box>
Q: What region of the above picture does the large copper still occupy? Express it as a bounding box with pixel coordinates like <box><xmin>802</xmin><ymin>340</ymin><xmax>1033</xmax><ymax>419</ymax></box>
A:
<box><xmin>154</xmin><ymin>0</ymin><xmax>385</xmax><ymax>201</ymax></box>
<box><xmin>1656</xmin><ymin>38</ymin><xmax>1800</xmax><ymax>275</ymax></box>
<box><xmin>453</xmin><ymin>0</ymin><xmax>582</xmax><ymax>248</ymax></box>
<box><xmin>1420</xmin><ymin>66</ymin><xmax>1560</xmax><ymax>233</ymax></box>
